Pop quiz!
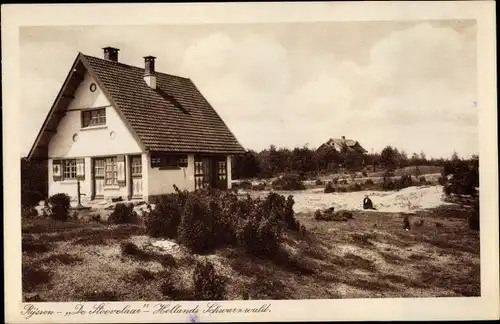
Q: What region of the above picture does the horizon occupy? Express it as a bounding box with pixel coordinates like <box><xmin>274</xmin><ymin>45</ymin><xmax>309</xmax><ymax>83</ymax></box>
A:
<box><xmin>20</xmin><ymin>20</ymin><xmax>478</xmax><ymax>159</ymax></box>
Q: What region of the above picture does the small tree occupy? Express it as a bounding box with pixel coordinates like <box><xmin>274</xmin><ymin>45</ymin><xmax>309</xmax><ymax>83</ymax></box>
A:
<box><xmin>47</xmin><ymin>193</ymin><xmax>71</xmax><ymax>221</ymax></box>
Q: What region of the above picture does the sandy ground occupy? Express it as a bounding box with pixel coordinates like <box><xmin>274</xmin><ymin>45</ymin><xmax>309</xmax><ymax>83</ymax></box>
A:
<box><xmin>239</xmin><ymin>185</ymin><xmax>452</xmax><ymax>214</ymax></box>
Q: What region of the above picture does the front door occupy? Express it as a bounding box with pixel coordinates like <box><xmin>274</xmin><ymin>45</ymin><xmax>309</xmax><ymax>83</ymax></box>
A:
<box><xmin>214</xmin><ymin>156</ymin><xmax>228</xmax><ymax>190</ymax></box>
<box><xmin>194</xmin><ymin>155</ymin><xmax>227</xmax><ymax>190</ymax></box>
<box><xmin>130</xmin><ymin>155</ymin><xmax>143</xmax><ymax>198</ymax></box>
<box><xmin>93</xmin><ymin>158</ymin><xmax>105</xmax><ymax>199</ymax></box>
<box><xmin>194</xmin><ymin>156</ymin><xmax>213</xmax><ymax>190</ymax></box>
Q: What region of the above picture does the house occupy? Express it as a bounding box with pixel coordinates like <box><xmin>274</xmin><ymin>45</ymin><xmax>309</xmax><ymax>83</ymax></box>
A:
<box><xmin>27</xmin><ymin>47</ymin><xmax>245</xmax><ymax>202</ymax></box>
<box><xmin>318</xmin><ymin>136</ymin><xmax>367</xmax><ymax>154</ymax></box>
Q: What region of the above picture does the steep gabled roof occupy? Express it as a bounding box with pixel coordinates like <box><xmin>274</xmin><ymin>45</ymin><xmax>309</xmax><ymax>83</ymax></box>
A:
<box><xmin>28</xmin><ymin>52</ymin><xmax>246</xmax><ymax>160</ymax></box>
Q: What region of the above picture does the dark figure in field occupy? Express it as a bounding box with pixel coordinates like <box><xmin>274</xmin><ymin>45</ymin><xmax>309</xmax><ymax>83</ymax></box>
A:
<box><xmin>403</xmin><ymin>214</ymin><xmax>411</xmax><ymax>231</ymax></box>
<box><xmin>363</xmin><ymin>195</ymin><xmax>376</xmax><ymax>210</ymax></box>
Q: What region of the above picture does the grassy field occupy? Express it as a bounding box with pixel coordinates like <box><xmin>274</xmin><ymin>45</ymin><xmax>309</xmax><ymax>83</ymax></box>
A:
<box><xmin>22</xmin><ymin>202</ymin><xmax>479</xmax><ymax>301</ymax></box>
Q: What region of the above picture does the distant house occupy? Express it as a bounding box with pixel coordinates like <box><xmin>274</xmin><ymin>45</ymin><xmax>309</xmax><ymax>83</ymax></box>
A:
<box><xmin>27</xmin><ymin>47</ymin><xmax>245</xmax><ymax>202</ymax></box>
<box><xmin>318</xmin><ymin>136</ymin><xmax>367</xmax><ymax>154</ymax></box>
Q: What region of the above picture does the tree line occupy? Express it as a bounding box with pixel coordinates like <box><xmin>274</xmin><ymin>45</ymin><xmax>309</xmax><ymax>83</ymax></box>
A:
<box><xmin>231</xmin><ymin>144</ymin><xmax>479</xmax><ymax>180</ymax></box>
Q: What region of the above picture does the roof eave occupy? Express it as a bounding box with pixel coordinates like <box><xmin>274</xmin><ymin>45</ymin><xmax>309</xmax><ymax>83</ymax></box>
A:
<box><xmin>27</xmin><ymin>53</ymin><xmax>86</xmax><ymax>161</ymax></box>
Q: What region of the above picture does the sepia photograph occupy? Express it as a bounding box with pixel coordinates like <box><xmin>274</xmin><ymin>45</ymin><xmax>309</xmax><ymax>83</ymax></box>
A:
<box><xmin>3</xmin><ymin>1</ymin><xmax>498</xmax><ymax>323</ymax></box>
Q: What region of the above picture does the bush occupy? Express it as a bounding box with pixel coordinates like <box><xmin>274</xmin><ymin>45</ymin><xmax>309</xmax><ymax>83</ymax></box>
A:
<box><xmin>365</xmin><ymin>179</ymin><xmax>374</xmax><ymax>185</ymax></box>
<box><xmin>332</xmin><ymin>177</ymin><xmax>339</xmax><ymax>185</ymax></box>
<box><xmin>161</xmin><ymin>273</ymin><xmax>193</xmax><ymax>300</ymax></box>
<box><xmin>236</xmin><ymin>204</ymin><xmax>283</xmax><ymax>257</ymax></box>
<box><xmin>419</xmin><ymin>176</ymin><xmax>427</xmax><ymax>185</ymax></box>
<box><xmin>396</xmin><ymin>175</ymin><xmax>414</xmax><ymax>190</ymax></box>
<box><xmin>193</xmin><ymin>259</ymin><xmax>227</xmax><ymax>300</ymax></box>
<box><xmin>120</xmin><ymin>242</ymin><xmax>147</xmax><ymax>258</ymax></box>
<box><xmin>362</xmin><ymin>171</ymin><xmax>368</xmax><ymax>177</ymax></box>
<box><xmin>145</xmin><ymin>194</ymin><xmax>182</xmax><ymax>238</ymax></box>
<box><xmin>22</xmin><ymin>190</ymin><xmax>45</xmax><ymax>208</ymax></box>
<box><xmin>315</xmin><ymin>209</ymin><xmax>352</xmax><ymax>222</ymax></box>
<box><xmin>177</xmin><ymin>192</ymin><xmax>215</xmax><ymax>254</ymax></box>
<box><xmin>271</xmin><ymin>175</ymin><xmax>306</xmax><ymax>191</ymax></box>
<box><xmin>348</xmin><ymin>183</ymin><xmax>363</xmax><ymax>192</ymax></box>
<box><xmin>108</xmin><ymin>203</ymin><xmax>137</xmax><ymax>224</ymax></box>
<box><xmin>47</xmin><ymin>193</ymin><xmax>71</xmax><ymax>221</ymax></box>
<box><xmin>468</xmin><ymin>213</ymin><xmax>479</xmax><ymax>231</ymax></box>
<box><xmin>324</xmin><ymin>181</ymin><xmax>335</xmax><ymax>193</ymax></box>
<box><xmin>438</xmin><ymin>176</ymin><xmax>447</xmax><ymax>186</ymax></box>
<box><xmin>315</xmin><ymin>178</ymin><xmax>324</xmax><ymax>186</ymax></box>
<box><xmin>22</xmin><ymin>263</ymin><xmax>53</xmax><ymax>293</ymax></box>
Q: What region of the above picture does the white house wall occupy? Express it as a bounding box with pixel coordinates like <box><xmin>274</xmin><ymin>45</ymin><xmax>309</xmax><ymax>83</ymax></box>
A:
<box><xmin>48</xmin><ymin>71</ymin><xmax>142</xmax><ymax>158</ymax></box>
<box><xmin>147</xmin><ymin>154</ymin><xmax>195</xmax><ymax>196</ymax></box>
<box><xmin>47</xmin><ymin>71</ymin><xmax>143</xmax><ymax>198</ymax></box>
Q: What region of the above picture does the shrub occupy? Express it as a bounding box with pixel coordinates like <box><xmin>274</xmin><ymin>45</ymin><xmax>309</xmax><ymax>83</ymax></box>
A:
<box><xmin>315</xmin><ymin>178</ymin><xmax>324</xmax><ymax>186</ymax></box>
<box><xmin>22</xmin><ymin>190</ymin><xmax>45</xmax><ymax>208</ymax></box>
<box><xmin>145</xmin><ymin>194</ymin><xmax>182</xmax><ymax>238</ymax></box>
<box><xmin>177</xmin><ymin>193</ymin><xmax>215</xmax><ymax>254</ymax></box>
<box><xmin>419</xmin><ymin>176</ymin><xmax>427</xmax><ymax>185</ymax></box>
<box><xmin>315</xmin><ymin>209</ymin><xmax>351</xmax><ymax>222</ymax></box>
<box><xmin>468</xmin><ymin>213</ymin><xmax>479</xmax><ymax>231</ymax></box>
<box><xmin>271</xmin><ymin>175</ymin><xmax>306</xmax><ymax>191</ymax></box>
<box><xmin>108</xmin><ymin>203</ymin><xmax>137</xmax><ymax>224</ymax></box>
<box><xmin>332</xmin><ymin>177</ymin><xmax>339</xmax><ymax>185</ymax></box>
<box><xmin>382</xmin><ymin>173</ymin><xmax>395</xmax><ymax>191</ymax></box>
<box><xmin>22</xmin><ymin>207</ymin><xmax>38</xmax><ymax>218</ymax></box>
<box><xmin>365</xmin><ymin>179</ymin><xmax>374</xmax><ymax>185</ymax></box>
<box><xmin>438</xmin><ymin>176</ymin><xmax>447</xmax><ymax>186</ymax></box>
<box><xmin>160</xmin><ymin>273</ymin><xmax>193</xmax><ymax>300</ymax></box>
<box><xmin>324</xmin><ymin>181</ymin><xmax>335</xmax><ymax>193</ymax></box>
<box><xmin>193</xmin><ymin>259</ymin><xmax>227</xmax><ymax>300</ymax></box>
<box><xmin>348</xmin><ymin>183</ymin><xmax>363</xmax><ymax>192</ymax></box>
<box><xmin>22</xmin><ymin>236</ymin><xmax>52</xmax><ymax>254</ymax></box>
<box><xmin>22</xmin><ymin>263</ymin><xmax>53</xmax><ymax>293</ymax></box>
<box><xmin>362</xmin><ymin>171</ymin><xmax>368</xmax><ymax>177</ymax></box>
<box><xmin>120</xmin><ymin>242</ymin><xmax>147</xmax><ymax>258</ymax></box>
<box><xmin>396</xmin><ymin>175</ymin><xmax>414</xmax><ymax>190</ymax></box>
<box><xmin>236</xmin><ymin>204</ymin><xmax>283</xmax><ymax>257</ymax></box>
<box><xmin>47</xmin><ymin>193</ymin><xmax>71</xmax><ymax>221</ymax></box>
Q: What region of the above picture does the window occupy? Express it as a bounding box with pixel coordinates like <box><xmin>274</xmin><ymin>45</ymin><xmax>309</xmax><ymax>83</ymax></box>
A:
<box><xmin>150</xmin><ymin>153</ymin><xmax>188</xmax><ymax>168</ymax></box>
<box><xmin>105</xmin><ymin>157</ymin><xmax>118</xmax><ymax>186</ymax></box>
<box><xmin>131</xmin><ymin>156</ymin><xmax>142</xmax><ymax>176</ymax></box>
<box><xmin>63</xmin><ymin>159</ymin><xmax>77</xmax><ymax>179</ymax></box>
<box><xmin>82</xmin><ymin>108</ymin><xmax>106</xmax><ymax>128</ymax></box>
<box><xmin>217</xmin><ymin>160</ymin><xmax>227</xmax><ymax>180</ymax></box>
<box><xmin>94</xmin><ymin>159</ymin><xmax>105</xmax><ymax>177</ymax></box>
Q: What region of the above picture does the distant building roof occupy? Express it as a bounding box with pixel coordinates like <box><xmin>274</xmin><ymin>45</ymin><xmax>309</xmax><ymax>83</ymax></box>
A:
<box><xmin>318</xmin><ymin>136</ymin><xmax>367</xmax><ymax>153</ymax></box>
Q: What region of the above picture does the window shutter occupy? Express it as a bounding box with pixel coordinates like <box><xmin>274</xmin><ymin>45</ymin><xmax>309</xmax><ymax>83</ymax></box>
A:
<box><xmin>117</xmin><ymin>155</ymin><xmax>126</xmax><ymax>186</ymax></box>
<box><xmin>76</xmin><ymin>159</ymin><xmax>85</xmax><ymax>180</ymax></box>
<box><xmin>52</xmin><ymin>160</ymin><xmax>62</xmax><ymax>181</ymax></box>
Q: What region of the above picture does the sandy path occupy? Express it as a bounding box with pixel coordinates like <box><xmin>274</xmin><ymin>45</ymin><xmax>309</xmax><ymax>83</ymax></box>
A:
<box><xmin>241</xmin><ymin>185</ymin><xmax>452</xmax><ymax>214</ymax></box>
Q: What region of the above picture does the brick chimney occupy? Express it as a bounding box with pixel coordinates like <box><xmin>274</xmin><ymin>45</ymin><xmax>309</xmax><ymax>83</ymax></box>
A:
<box><xmin>103</xmin><ymin>47</ymin><xmax>119</xmax><ymax>62</ymax></box>
<box><xmin>143</xmin><ymin>56</ymin><xmax>157</xmax><ymax>89</ymax></box>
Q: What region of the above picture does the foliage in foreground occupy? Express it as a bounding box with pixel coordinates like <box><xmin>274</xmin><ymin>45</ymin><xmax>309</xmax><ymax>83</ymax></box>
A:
<box><xmin>146</xmin><ymin>186</ymin><xmax>301</xmax><ymax>257</ymax></box>
<box><xmin>47</xmin><ymin>193</ymin><xmax>71</xmax><ymax>221</ymax></box>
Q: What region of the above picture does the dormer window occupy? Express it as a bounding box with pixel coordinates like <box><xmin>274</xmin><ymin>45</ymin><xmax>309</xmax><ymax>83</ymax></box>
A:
<box><xmin>82</xmin><ymin>108</ymin><xmax>106</xmax><ymax>128</ymax></box>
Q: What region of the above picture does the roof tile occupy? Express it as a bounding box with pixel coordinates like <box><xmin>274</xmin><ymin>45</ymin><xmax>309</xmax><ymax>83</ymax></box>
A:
<box><xmin>83</xmin><ymin>54</ymin><xmax>245</xmax><ymax>155</ymax></box>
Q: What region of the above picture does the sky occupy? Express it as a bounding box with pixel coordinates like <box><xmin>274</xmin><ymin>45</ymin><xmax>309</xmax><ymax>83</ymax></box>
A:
<box><xmin>19</xmin><ymin>20</ymin><xmax>478</xmax><ymax>159</ymax></box>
